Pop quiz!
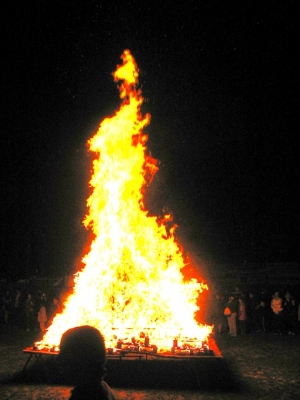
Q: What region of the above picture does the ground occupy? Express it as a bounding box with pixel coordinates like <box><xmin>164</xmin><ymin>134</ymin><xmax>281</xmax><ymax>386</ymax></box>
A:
<box><xmin>0</xmin><ymin>324</ymin><xmax>299</xmax><ymax>399</ymax></box>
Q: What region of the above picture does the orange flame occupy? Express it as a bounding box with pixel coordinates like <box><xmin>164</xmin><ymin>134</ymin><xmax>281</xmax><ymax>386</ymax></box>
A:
<box><xmin>37</xmin><ymin>50</ymin><xmax>212</xmax><ymax>352</ymax></box>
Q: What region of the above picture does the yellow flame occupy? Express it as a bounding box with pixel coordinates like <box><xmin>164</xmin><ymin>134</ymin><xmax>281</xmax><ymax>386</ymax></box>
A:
<box><xmin>37</xmin><ymin>50</ymin><xmax>212</xmax><ymax>352</ymax></box>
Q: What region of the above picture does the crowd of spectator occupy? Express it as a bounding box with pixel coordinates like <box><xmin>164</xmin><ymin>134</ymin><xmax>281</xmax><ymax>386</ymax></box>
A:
<box><xmin>1</xmin><ymin>285</ymin><xmax>300</xmax><ymax>340</ymax></box>
<box><xmin>209</xmin><ymin>286</ymin><xmax>300</xmax><ymax>336</ymax></box>
<box><xmin>0</xmin><ymin>287</ymin><xmax>62</xmax><ymax>333</ymax></box>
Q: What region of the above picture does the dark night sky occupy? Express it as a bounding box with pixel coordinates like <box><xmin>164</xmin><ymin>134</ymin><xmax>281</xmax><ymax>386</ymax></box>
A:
<box><xmin>1</xmin><ymin>1</ymin><xmax>298</xmax><ymax>279</ymax></box>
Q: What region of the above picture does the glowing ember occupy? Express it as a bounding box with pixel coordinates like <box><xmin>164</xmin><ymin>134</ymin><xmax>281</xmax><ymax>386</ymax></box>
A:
<box><xmin>36</xmin><ymin>50</ymin><xmax>212</xmax><ymax>353</ymax></box>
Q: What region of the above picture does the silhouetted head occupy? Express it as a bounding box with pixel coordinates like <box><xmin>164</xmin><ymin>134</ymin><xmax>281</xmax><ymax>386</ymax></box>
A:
<box><xmin>58</xmin><ymin>325</ymin><xmax>107</xmax><ymax>384</ymax></box>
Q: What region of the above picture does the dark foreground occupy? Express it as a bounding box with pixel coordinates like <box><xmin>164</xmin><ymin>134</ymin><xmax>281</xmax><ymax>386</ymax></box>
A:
<box><xmin>0</xmin><ymin>324</ymin><xmax>299</xmax><ymax>399</ymax></box>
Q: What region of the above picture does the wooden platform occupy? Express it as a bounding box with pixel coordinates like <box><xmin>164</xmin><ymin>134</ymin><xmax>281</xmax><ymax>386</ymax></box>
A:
<box><xmin>22</xmin><ymin>338</ymin><xmax>225</xmax><ymax>389</ymax></box>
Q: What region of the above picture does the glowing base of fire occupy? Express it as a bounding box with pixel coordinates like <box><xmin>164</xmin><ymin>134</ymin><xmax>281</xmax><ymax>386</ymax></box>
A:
<box><xmin>110</xmin><ymin>337</ymin><xmax>210</xmax><ymax>356</ymax></box>
<box><xmin>34</xmin><ymin>324</ymin><xmax>212</xmax><ymax>355</ymax></box>
<box><xmin>30</xmin><ymin>334</ymin><xmax>220</xmax><ymax>358</ymax></box>
<box><xmin>33</xmin><ymin>336</ymin><xmax>212</xmax><ymax>356</ymax></box>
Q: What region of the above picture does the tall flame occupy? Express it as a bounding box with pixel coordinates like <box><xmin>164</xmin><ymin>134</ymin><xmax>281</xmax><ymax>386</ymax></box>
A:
<box><xmin>38</xmin><ymin>50</ymin><xmax>212</xmax><ymax>351</ymax></box>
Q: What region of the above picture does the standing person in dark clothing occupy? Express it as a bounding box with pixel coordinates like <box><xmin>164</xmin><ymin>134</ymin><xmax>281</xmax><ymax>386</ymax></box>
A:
<box><xmin>2</xmin><ymin>290</ymin><xmax>12</xmax><ymax>324</ymax></box>
<box><xmin>12</xmin><ymin>288</ymin><xmax>22</xmax><ymax>326</ymax></box>
<box><xmin>47</xmin><ymin>296</ymin><xmax>61</xmax><ymax>328</ymax></box>
<box><xmin>211</xmin><ymin>293</ymin><xmax>227</xmax><ymax>334</ymax></box>
<box><xmin>289</xmin><ymin>298</ymin><xmax>298</xmax><ymax>335</ymax></box>
<box><xmin>225</xmin><ymin>294</ymin><xmax>239</xmax><ymax>336</ymax></box>
<box><xmin>238</xmin><ymin>295</ymin><xmax>247</xmax><ymax>335</ymax></box>
<box><xmin>256</xmin><ymin>300</ymin><xmax>268</xmax><ymax>332</ymax></box>
<box><xmin>246</xmin><ymin>291</ymin><xmax>258</xmax><ymax>333</ymax></box>
<box><xmin>258</xmin><ymin>288</ymin><xmax>268</xmax><ymax>303</ymax></box>
<box><xmin>25</xmin><ymin>293</ymin><xmax>36</xmax><ymax>331</ymax></box>
<box><xmin>283</xmin><ymin>292</ymin><xmax>297</xmax><ymax>335</ymax></box>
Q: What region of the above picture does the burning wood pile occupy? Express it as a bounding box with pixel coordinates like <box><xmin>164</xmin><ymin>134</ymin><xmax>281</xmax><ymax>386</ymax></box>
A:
<box><xmin>110</xmin><ymin>334</ymin><xmax>212</xmax><ymax>356</ymax></box>
<box><xmin>107</xmin><ymin>327</ymin><xmax>213</xmax><ymax>356</ymax></box>
<box><xmin>29</xmin><ymin>336</ymin><xmax>214</xmax><ymax>360</ymax></box>
<box><xmin>31</xmin><ymin>332</ymin><xmax>213</xmax><ymax>357</ymax></box>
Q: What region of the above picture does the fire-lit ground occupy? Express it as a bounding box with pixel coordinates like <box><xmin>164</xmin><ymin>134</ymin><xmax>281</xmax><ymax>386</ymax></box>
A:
<box><xmin>1</xmin><ymin>325</ymin><xmax>300</xmax><ymax>399</ymax></box>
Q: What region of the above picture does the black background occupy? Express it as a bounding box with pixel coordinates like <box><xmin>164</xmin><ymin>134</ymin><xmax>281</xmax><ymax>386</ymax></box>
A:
<box><xmin>1</xmin><ymin>1</ymin><xmax>298</xmax><ymax>279</ymax></box>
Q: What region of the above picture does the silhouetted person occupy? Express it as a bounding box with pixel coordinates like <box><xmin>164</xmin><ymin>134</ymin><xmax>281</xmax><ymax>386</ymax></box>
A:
<box><xmin>2</xmin><ymin>290</ymin><xmax>12</xmax><ymax>324</ymax></box>
<box><xmin>57</xmin><ymin>325</ymin><xmax>116</xmax><ymax>400</ymax></box>
<box><xmin>12</xmin><ymin>288</ymin><xmax>22</xmax><ymax>326</ymax></box>
<box><xmin>37</xmin><ymin>292</ymin><xmax>48</xmax><ymax>333</ymax></box>
<box><xmin>211</xmin><ymin>293</ymin><xmax>227</xmax><ymax>334</ymax></box>
<box><xmin>25</xmin><ymin>293</ymin><xmax>36</xmax><ymax>331</ymax></box>
<box><xmin>225</xmin><ymin>294</ymin><xmax>239</xmax><ymax>336</ymax></box>
<box><xmin>283</xmin><ymin>292</ymin><xmax>297</xmax><ymax>335</ymax></box>
<box><xmin>47</xmin><ymin>297</ymin><xmax>61</xmax><ymax>327</ymax></box>
<box><xmin>256</xmin><ymin>300</ymin><xmax>267</xmax><ymax>332</ymax></box>
<box><xmin>246</xmin><ymin>291</ymin><xmax>258</xmax><ymax>332</ymax></box>
<box><xmin>238</xmin><ymin>295</ymin><xmax>247</xmax><ymax>335</ymax></box>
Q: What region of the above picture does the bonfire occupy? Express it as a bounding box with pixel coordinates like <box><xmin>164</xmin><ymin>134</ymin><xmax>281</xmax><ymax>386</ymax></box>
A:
<box><xmin>35</xmin><ymin>50</ymin><xmax>212</xmax><ymax>354</ymax></box>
